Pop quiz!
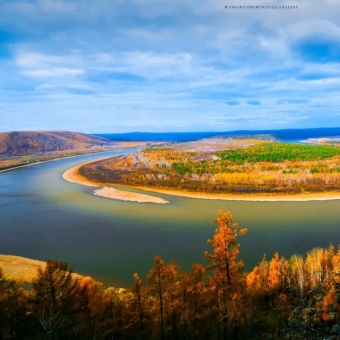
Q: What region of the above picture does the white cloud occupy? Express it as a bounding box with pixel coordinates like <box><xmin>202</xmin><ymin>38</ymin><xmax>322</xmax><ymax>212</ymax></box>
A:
<box><xmin>15</xmin><ymin>51</ymin><xmax>84</xmax><ymax>78</ymax></box>
<box><xmin>91</xmin><ymin>51</ymin><xmax>194</xmax><ymax>79</ymax></box>
<box><xmin>35</xmin><ymin>83</ymin><xmax>94</xmax><ymax>91</ymax></box>
<box><xmin>16</xmin><ymin>52</ymin><xmax>74</xmax><ymax>68</ymax></box>
<box><xmin>38</xmin><ymin>0</ymin><xmax>77</xmax><ymax>13</ymax></box>
<box><xmin>24</xmin><ymin>68</ymin><xmax>83</xmax><ymax>78</ymax></box>
<box><xmin>2</xmin><ymin>0</ymin><xmax>340</xmax><ymax>131</ymax></box>
<box><xmin>94</xmin><ymin>52</ymin><xmax>192</xmax><ymax>66</ymax></box>
<box><xmin>122</xmin><ymin>28</ymin><xmax>163</xmax><ymax>41</ymax></box>
<box><xmin>284</xmin><ymin>19</ymin><xmax>340</xmax><ymax>41</ymax></box>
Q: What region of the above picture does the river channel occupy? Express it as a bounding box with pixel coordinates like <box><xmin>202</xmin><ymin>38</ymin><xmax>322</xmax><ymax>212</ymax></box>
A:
<box><xmin>1</xmin><ymin>149</ymin><xmax>340</xmax><ymax>287</ymax></box>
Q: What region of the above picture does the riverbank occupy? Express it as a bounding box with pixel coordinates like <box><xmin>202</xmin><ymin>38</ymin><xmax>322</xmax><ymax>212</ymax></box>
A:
<box><xmin>65</xmin><ymin>159</ymin><xmax>340</xmax><ymax>202</ymax></box>
<box><xmin>0</xmin><ymin>141</ymin><xmax>152</xmax><ymax>173</ymax></box>
<box><xmin>0</xmin><ymin>150</ymin><xmax>121</xmax><ymax>173</ymax></box>
<box><xmin>132</xmin><ymin>185</ymin><xmax>340</xmax><ymax>201</ymax></box>
<box><xmin>62</xmin><ymin>159</ymin><xmax>169</xmax><ymax>204</ymax></box>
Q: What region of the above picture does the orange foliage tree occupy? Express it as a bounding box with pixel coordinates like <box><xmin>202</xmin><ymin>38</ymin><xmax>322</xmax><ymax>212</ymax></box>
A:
<box><xmin>204</xmin><ymin>210</ymin><xmax>248</xmax><ymax>339</ymax></box>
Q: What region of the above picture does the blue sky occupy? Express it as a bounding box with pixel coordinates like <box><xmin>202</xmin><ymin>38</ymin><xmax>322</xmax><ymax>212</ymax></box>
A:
<box><xmin>1</xmin><ymin>0</ymin><xmax>340</xmax><ymax>133</ymax></box>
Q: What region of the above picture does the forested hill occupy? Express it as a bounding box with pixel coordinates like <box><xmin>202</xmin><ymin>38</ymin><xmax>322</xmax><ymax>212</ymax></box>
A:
<box><xmin>0</xmin><ymin>131</ymin><xmax>114</xmax><ymax>156</ymax></box>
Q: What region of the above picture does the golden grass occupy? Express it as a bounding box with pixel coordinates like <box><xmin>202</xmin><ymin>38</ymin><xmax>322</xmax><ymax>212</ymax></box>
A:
<box><xmin>0</xmin><ymin>254</ymin><xmax>83</xmax><ymax>283</ymax></box>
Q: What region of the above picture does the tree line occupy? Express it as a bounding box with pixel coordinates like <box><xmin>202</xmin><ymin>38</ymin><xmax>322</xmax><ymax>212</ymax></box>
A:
<box><xmin>1</xmin><ymin>211</ymin><xmax>340</xmax><ymax>339</ymax></box>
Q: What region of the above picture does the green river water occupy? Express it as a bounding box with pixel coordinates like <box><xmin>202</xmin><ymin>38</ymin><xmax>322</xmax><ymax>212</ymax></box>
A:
<box><xmin>1</xmin><ymin>149</ymin><xmax>340</xmax><ymax>287</ymax></box>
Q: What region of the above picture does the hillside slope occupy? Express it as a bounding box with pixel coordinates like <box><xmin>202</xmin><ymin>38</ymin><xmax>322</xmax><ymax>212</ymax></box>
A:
<box><xmin>0</xmin><ymin>131</ymin><xmax>114</xmax><ymax>156</ymax></box>
<box><xmin>0</xmin><ymin>254</ymin><xmax>84</xmax><ymax>283</ymax></box>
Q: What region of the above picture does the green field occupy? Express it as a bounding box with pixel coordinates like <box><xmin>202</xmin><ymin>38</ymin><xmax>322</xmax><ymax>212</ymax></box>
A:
<box><xmin>217</xmin><ymin>143</ymin><xmax>340</xmax><ymax>163</ymax></box>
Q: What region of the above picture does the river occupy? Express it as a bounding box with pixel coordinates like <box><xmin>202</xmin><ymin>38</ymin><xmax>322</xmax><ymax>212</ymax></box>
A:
<box><xmin>1</xmin><ymin>149</ymin><xmax>340</xmax><ymax>287</ymax></box>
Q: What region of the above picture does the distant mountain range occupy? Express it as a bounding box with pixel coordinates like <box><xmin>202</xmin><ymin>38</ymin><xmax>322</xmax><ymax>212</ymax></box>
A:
<box><xmin>0</xmin><ymin>131</ymin><xmax>113</xmax><ymax>156</ymax></box>
<box><xmin>96</xmin><ymin>127</ymin><xmax>340</xmax><ymax>143</ymax></box>
<box><xmin>2</xmin><ymin>127</ymin><xmax>340</xmax><ymax>157</ymax></box>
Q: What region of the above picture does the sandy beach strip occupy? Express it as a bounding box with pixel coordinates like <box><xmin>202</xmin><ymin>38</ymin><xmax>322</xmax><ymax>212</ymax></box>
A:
<box><xmin>130</xmin><ymin>185</ymin><xmax>340</xmax><ymax>202</ymax></box>
<box><xmin>62</xmin><ymin>159</ymin><xmax>169</xmax><ymax>204</ymax></box>
<box><xmin>62</xmin><ymin>161</ymin><xmax>102</xmax><ymax>187</ymax></box>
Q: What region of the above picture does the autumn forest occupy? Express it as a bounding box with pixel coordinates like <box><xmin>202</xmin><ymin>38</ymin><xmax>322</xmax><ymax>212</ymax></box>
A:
<box><xmin>80</xmin><ymin>141</ymin><xmax>340</xmax><ymax>194</ymax></box>
<box><xmin>1</xmin><ymin>210</ymin><xmax>340</xmax><ymax>340</ymax></box>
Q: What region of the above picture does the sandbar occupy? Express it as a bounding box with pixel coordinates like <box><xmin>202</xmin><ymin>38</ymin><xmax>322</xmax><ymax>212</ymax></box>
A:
<box><xmin>94</xmin><ymin>187</ymin><xmax>168</xmax><ymax>203</ymax></box>
<box><xmin>62</xmin><ymin>159</ymin><xmax>169</xmax><ymax>204</ymax></box>
<box><xmin>133</xmin><ymin>186</ymin><xmax>340</xmax><ymax>201</ymax></box>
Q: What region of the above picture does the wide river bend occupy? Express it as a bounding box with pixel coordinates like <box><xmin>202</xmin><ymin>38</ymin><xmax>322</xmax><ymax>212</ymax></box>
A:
<box><xmin>1</xmin><ymin>149</ymin><xmax>340</xmax><ymax>287</ymax></box>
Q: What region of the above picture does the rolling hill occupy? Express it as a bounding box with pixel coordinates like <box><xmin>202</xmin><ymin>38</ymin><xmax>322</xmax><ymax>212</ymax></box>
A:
<box><xmin>0</xmin><ymin>131</ymin><xmax>114</xmax><ymax>156</ymax></box>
